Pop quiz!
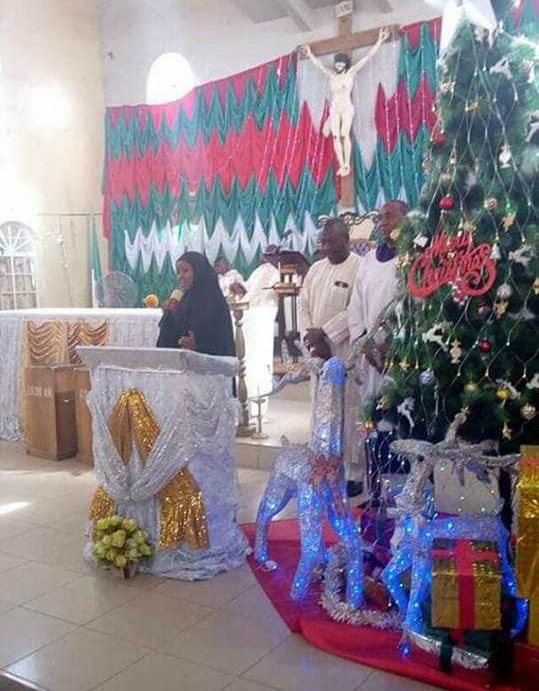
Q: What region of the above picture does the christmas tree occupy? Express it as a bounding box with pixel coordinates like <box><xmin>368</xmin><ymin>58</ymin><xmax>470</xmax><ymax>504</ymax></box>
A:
<box><xmin>376</xmin><ymin>0</ymin><xmax>538</xmax><ymax>452</ymax></box>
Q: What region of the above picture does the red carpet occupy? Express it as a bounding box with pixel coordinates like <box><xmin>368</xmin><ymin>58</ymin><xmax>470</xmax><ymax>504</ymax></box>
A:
<box><xmin>242</xmin><ymin>519</ymin><xmax>533</xmax><ymax>691</ymax></box>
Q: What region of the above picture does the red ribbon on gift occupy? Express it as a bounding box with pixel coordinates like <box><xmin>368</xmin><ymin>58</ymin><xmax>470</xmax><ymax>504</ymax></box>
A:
<box><xmin>432</xmin><ymin>539</ymin><xmax>499</xmax><ymax>631</ymax></box>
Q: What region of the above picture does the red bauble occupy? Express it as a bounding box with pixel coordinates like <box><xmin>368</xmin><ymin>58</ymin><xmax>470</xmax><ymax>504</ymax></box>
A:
<box><xmin>479</xmin><ymin>339</ymin><xmax>492</xmax><ymax>353</ymax></box>
<box><xmin>432</xmin><ymin>130</ymin><xmax>446</xmax><ymax>145</ymax></box>
<box><xmin>440</xmin><ymin>195</ymin><xmax>455</xmax><ymax>211</ymax></box>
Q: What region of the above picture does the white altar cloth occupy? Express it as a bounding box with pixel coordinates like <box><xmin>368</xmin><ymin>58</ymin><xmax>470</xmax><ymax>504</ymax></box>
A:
<box><xmin>0</xmin><ymin>308</ymin><xmax>161</xmax><ymax>441</ymax></box>
<box><xmin>79</xmin><ymin>347</ymin><xmax>246</xmax><ymax>579</ymax></box>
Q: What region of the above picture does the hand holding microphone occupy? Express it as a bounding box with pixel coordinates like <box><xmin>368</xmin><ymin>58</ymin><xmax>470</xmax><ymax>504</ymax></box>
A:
<box><xmin>162</xmin><ymin>288</ymin><xmax>183</xmax><ymax>314</ymax></box>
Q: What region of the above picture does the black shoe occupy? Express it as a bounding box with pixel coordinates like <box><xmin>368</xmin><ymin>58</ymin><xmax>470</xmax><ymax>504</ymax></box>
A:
<box><xmin>346</xmin><ymin>480</ymin><xmax>364</xmax><ymax>498</ymax></box>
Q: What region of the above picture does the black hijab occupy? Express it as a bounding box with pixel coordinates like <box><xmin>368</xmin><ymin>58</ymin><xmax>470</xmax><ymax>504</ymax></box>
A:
<box><xmin>156</xmin><ymin>251</ymin><xmax>235</xmax><ymax>357</ymax></box>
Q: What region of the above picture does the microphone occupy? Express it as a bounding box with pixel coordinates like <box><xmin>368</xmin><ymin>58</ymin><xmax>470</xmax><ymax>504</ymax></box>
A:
<box><xmin>159</xmin><ymin>288</ymin><xmax>183</xmax><ymax>326</ymax></box>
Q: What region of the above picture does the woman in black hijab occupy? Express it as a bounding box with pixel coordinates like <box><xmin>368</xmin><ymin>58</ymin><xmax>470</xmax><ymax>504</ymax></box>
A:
<box><xmin>157</xmin><ymin>251</ymin><xmax>235</xmax><ymax>357</ymax></box>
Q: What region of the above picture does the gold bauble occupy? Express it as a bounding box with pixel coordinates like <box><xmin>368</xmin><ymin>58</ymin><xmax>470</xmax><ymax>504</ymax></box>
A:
<box><xmin>496</xmin><ymin>386</ymin><xmax>512</xmax><ymax>401</ymax></box>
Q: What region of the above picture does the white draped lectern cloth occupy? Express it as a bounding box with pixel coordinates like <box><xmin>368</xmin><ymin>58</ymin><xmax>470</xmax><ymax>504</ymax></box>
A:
<box><xmin>78</xmin><ymin>346</ymin><xmax>247</xmax><ymax>580</ymax></box>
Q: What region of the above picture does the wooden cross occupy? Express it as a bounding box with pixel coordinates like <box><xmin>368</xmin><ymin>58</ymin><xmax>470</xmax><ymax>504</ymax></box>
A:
<box><xmin>303</xmin><ymin>14</ymin><xmax>399</xmax><ymax>209</ymax></box>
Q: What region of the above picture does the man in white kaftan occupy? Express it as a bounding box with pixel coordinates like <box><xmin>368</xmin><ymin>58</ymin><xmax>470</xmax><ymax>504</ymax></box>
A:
<box><xmin>348</xmin><ymin>200</ymin><xmax>408</xmax><ymax>403</ymax></box>
<box><xmin>298</xmin><ymin>218</ymin><xmax>361</xmax><ymax>491</ymax></box>
<box><xmin>231</xmin><ymin>248</ymin><xmax>280</xmax><ymax>413</ymax></box>
<box><xmin>214</xmin><ymin>257</ymin><xmax>244</xmax><ymax>298</ymax></box>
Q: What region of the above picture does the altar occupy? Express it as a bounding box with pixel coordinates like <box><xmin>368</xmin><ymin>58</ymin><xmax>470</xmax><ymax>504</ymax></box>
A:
<box><xmin>79</xmin><ymin>346</ymin><xmax>247</xmax><ymax>579</ymax></box>
<box><xmin>0</xmin><ymin>308</ymin><xmax>161</xmax><ymax>442</ymax></box>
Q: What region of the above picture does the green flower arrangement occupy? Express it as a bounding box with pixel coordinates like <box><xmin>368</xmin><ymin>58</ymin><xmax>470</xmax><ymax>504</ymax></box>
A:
<box><xmin>93</xmin><ymin>515</ymin><xmax>155</xmax><ymax>576</ymax></box>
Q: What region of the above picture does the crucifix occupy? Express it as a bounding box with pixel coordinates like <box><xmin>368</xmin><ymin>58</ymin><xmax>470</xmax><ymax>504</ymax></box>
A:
<box><xmin>301</xmin><ymin>6</ymin><xmax>399</xmax><ymax>210</ymax></box>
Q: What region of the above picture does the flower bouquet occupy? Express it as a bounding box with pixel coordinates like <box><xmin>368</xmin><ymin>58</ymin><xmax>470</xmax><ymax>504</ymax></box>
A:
<box><xmin>93</xmin><ymin>515</ymin><xmax>155</xmax><ymax>578</ymax></box>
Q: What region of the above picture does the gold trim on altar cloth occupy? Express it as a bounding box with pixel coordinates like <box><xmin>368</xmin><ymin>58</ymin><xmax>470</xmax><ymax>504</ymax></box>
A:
<box><xmin>89</xmin><ymin>388</ymin><xmax>209</xmax><ymax>551</ymax></box>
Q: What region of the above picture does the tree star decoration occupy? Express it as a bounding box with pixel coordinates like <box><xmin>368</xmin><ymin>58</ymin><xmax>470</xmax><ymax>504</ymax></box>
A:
<box><xmin>426</xmin><ymin>0</ymin><xmax>497</xmax><ymax>54</ymax></box>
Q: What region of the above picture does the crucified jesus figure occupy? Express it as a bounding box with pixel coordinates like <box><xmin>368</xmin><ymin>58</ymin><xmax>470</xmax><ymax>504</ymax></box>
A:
<box><xmin>302</xmin><ymin>27</ymin><xmax>390</xmax><ymax>177</ymax></box>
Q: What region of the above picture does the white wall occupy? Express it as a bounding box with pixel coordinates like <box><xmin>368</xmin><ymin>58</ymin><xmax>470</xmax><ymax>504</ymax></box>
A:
<box><xmin>101</xmin><ymin>0</ymin><xmax>439</xmax><ymax>106</ymax></box>
<box><xmin>0</xmin><ymin>0</ymin><xmax>104</xmax><ymax>307</ymax></box>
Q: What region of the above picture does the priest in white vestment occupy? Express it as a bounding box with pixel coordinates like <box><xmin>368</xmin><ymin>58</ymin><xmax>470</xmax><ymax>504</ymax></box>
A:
<box><xmin>298</xmin><ymin>218</ymin><xmax>361</xmax><ymax>492</ymax></box>
<box><xmin>349</xmin><ymin>200</ymin><xmax>408</xmax><ymax>402</ymax></box>
<box><xmin>230</xmin><ymin>247</ymin><xmax>280</xmax><ymax>413</ymax></box>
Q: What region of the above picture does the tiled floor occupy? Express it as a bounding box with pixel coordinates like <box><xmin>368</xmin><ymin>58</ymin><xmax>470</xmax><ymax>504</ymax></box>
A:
<box><xmin>0</xmin><ymin>440</ymin><xmax>438</xmax><ymax>691</ymax></box>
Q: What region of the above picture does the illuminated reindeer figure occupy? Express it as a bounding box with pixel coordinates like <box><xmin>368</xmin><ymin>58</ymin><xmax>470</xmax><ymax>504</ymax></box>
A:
<box><xmin>254</xmin><ymin>349</ymin><xmax>363</xmax><ymax>607</ymax></box>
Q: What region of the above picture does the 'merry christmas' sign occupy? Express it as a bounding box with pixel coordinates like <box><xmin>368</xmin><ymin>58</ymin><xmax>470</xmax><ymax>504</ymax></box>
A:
<box><xmin>408</xmin><ymin>230</ymin><xmax>496</xmax><ymax>299</ymax></box>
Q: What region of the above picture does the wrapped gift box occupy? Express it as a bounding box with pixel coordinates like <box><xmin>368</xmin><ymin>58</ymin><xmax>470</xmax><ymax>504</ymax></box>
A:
<box><xmin>431</xmin><ymin>538</ymin><xmax>502</xmax><ymax>630</ymax></box>
<box><xmin>516</xmin><ymin>447</ymin><xmax>539</xmax><ymax>646</ymax></box>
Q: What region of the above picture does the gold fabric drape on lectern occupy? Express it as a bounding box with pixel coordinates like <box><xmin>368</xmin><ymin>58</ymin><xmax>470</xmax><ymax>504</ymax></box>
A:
<box><xmin>89</xmin><ymin>389</ymin><xmax>209</xmax><ymax>551</ymax></box>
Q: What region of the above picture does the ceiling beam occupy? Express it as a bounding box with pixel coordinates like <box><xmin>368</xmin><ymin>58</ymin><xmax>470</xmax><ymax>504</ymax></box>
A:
<box><xmin>280</xmin><ymin>0</ymin><xmax>316</xmax><ymax>31</ymax></box>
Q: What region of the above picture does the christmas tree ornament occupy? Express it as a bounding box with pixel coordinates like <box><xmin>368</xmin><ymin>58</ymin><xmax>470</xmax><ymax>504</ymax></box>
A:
<box><xmin>465</xmin><ymin>100</ymin><xmax>479</xmax><ymax>112</ymax></box>
<box><xmin>525</xmin><ymin>110</ymin><xmax>539</xmax><ymax>142</ymax></box>
<box><xmin>465</xmin><ymin>381</ymin><xmax>478</xmax><ymax>393</ymax></box>
<box><xmin>409</xmin><ymin>230</ymin><xmax>495</xmax><ymax>300</ymax></box>
<box><xmin>490</xmin><ymin>243</ymin><xmax>501</xmax><ymax>260</ymax></box>
<box><xmin>397</xmin><ymin>397</ymin><xmax>416</xmax><ymax>429</ymax></box>
<box><xmin>496</xmin><ymin>380</ymin><xmax>519</xmax><ymax>400</ymax></box>
<box><xmin>494</xmin><ymin>298</ymin><xmax>509</xmax><ymax>318</ymax></box>
<box><xmin>520</xmin><ymin>404</ymin><xmax>536</xmax><ymax>421</ymax></box>
<box><xmin>477</xmin><ymin>300</ymin><xmax>491</xmax><ymax>316</ymax></box>
<box><xmin>439</xmin><ymin>80</ymin><xmax>456</xmax><ymax>95</ymax></box>
<box><xmin>440</xmin><ymin>195</ymin><xmax>455</xmax><ymax>210</ymax></box>
<box><xmin>534</xmin><ymin>277</ymin><xmax>539</xmax><ymax>295</ymax></box>
<box><xmin>502</xmin><ymin>211</ymin><xmax>516</xmax><ymax>230</ymax></box>
<box><xmin>419</xmin><ymin>369</ymin><xmax>436</xmax><ymax>386</ymax></box>
<box><xmin>496</xmin><ymin>386</ymin><xmax>512</xmax><ymax>401</ymax></box>
<box><xmin>484</xmin><ymin>196</ymin><xmax>498</xmax><ymax>211</ymax></box>
<box><xmin>498</xmin><ymin>143</ymin><xmax>512</xmax><ymax>168</ymax></box>
<box><xmin>432</xmin><ymin>129</ymin><xmax>446</xmax><ymax>145</ymax></box>
<box><xmin>450</xmin><ymin>339</ymin><xmax>463</xmax><ymax>364</ymax></box>
<box><xmin>413</xmin><ymin>234</ymin><xmax>429</xmax><ymax>248</ymax></box>
<box><xmin>377</xmin><ymin>394</ymin><xmax>390</xmax><ymax>410</ymax></box>
<box><xmin>496</xmin><ymin>283</ymin><xmax>512</xmax><ymax>300</ymax></box>
<box><xmin>527</xmin><ymin>373</ymin><xmax>539</xmax><ymax>390</ymax></box>
<box><xmin>440</xmin><ymin>172</ymin><xmax>453</xmax><ymax>186</ymax></box>
<box><xmin>422</xmin><ymin>323</ymin><xmax>449</xmax><ymax>351</ymax></box>
<box><xmin>502</xmin><ymin>421</ymin><xmax>512</xmax><ymax>440</ymax></box>
<box><xmin>426</xmin><ymin>0</ymin><xmax>497</xmax><ymax>54</ymax></box>
<box><xmin>489</xmin><ymin>56</ymin><xmax>512</xmax><ymax>80</ymax></box>
<box><xmin>478</xmin><ymin>339</ymin><xmax>492</xmax><ymax>353</ymax></box>
<box><xmin>508</xmin><ymin>244</ymin><xmax>533</xmax><ymax>267</ymax></box>
<box><xmin>459</xmin><ymin>219</ymin><xmax>476</xmax><ymax>234</ymax></box>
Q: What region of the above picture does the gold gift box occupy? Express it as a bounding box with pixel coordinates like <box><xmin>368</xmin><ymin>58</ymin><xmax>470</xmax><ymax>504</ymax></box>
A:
<box><xmin>517</xmin><ymin>447</ymin><xmax>539</xmax><ymax>646</ymax></box>
<box><xmin>431</xmin><ymin>538</ymin><xmax>501</xmax><ymax>631</ymax></box>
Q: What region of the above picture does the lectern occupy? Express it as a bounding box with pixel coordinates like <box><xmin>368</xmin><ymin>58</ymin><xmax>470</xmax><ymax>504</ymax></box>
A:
<box><xmin>78</xmin><ymin>346</ymin><xmax>247</xmax><ymax>580</ymax></box>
